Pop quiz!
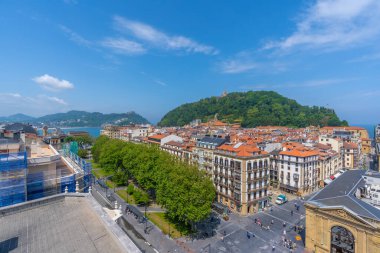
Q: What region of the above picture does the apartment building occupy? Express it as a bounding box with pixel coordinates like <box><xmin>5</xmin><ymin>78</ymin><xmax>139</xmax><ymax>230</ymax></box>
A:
<box><xmin>277</xmin><ymin>147</ymin><xmax>319</xmax><ymax>195</ymax></box>
<box><xmin>100</xmin><ymin>125</ymin><xmax>121</xmax><ymax>139</ymax></box>
<box><xmin>342</xmin><ymin>142</ymin><xmax>359</xmax><ymax>169</ymax></box>
<box><xmin>317</xmin><ymin>149</ymin><xmax>341</xmax><ymax>187</ymax></box>
<box><xmin>161</xmin><ymin>141</ymin><xmax>184</xmax><ymax>158</ymax></box>
<box><xmin>193</xmin><ymin>136</ymin><xmax>227</xmax><ymax>176</ymax></box>
<box><xmin>361</xmin><ymin>137</ymin><xmax>371</xmax><ymax>155</ymax></box>
<box><xmin>213</xmin><ymin>143</ymin><xmax>270</xmax><ymax>215</ymax></box>
<box><xmin>121</xmin><ymin>127</ymin><xmax>149</xmax><ymax>141</ymax></box>
<box><xmin>318</xmin><ymin>135</ymin><xmax>343</xmax><ymax>153</ymax></box>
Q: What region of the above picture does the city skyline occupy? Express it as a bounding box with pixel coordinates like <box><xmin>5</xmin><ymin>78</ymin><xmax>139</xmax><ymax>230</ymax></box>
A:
<box><xmin>1</xmin><ymin>0</ymin><xmax>380</xmax><ymax>124</ymax></box>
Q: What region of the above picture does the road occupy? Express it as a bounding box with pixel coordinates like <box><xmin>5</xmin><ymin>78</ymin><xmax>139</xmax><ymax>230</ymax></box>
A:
<box><xmin>92</xmin><ymin>177</ymin><xmax>308</xmax><ymax>253</ymax></box>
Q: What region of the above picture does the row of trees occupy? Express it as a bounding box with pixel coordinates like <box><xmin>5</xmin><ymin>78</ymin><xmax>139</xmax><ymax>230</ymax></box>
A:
<box><xmin>92</xmin><ymin>136</ymin><xmax>216</xmax><ymax>225</ymax></box>
<box><xmin>158</xmin><ymin>91</ymin><xmax>348</xmax><ymax>127</ymax></box>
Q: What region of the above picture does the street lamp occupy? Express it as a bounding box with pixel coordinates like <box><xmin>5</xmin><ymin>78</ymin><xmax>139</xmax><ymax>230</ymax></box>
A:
<box><xmin>144</xmin><ymin>204</ymin><xmax>148</xmax><ymax>233</ymax></box>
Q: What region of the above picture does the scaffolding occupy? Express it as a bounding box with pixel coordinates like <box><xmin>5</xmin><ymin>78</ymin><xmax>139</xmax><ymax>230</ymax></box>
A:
<box><xmin>0</xmin><ymin>146</ymin><xmax>92</xmax><ymax>208</ymax></box>
<box><xmin>0</xmin><ymin>151</ymin><xmax>28</xmax><ymax>207</ymax></box>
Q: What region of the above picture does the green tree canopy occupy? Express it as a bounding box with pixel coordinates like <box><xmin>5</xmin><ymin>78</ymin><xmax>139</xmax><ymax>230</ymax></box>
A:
<box><xmin>92</xmin><ymin>137</ymin><xmax>215</xmax><ymax>225</ymax></box>
<box><xmin>158</xmin><ymin>91</ymin><xmax>348</xmax><ymax>128</ymax></box>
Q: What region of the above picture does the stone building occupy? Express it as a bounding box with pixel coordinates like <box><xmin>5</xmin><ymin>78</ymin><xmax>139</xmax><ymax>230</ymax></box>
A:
<box><xmin>305</xmin><ymin>170</ymin><xmax>380</xmax><ymax>253</ymax></box>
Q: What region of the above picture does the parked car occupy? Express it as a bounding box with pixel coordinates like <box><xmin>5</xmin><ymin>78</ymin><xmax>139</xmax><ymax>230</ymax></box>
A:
<box><xmin>275</xmin><ymin>194</ymin><xmax>287</xmax><ymax>205</ymax></box>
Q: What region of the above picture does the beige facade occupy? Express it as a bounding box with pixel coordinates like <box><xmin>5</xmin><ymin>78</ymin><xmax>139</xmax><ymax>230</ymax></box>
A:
<box><xmin>213</xmin><ymin>144</ymin><xmax>270</xmax><ymax>215</ymax></box>
<box><xmin>100</xmin><ymin>126</ymin><xmax>121</xmax><ymax>139</ymax></box>
<box><xmin>305</xmin><ymin>205</ymin><xmax>380</xmax><ymax>253</ymax></box>
<box><xmin>318</xmin><ymin>152</ymin><xmax>341</xmax><ymax>187</ymax></box>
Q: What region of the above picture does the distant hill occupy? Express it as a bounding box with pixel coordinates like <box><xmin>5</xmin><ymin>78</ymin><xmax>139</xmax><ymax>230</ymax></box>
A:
<box><xmin>0</xmin><ymin>113</ymin><xmax>35</xmax><ymax>123</ymax></box>
<box><xmin>0</xmin><ymin>110</ymin><xmax>150</xmax><ymax>127</ymax></box>
<box><xmin>158</xmin><ymin>91</ymin><xmax>348</xmax><ymax>128</ymax></box>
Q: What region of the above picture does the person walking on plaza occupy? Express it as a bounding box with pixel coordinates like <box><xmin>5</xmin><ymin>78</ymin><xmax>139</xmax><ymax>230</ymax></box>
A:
<box><xmin>291</xmin><ymin>210</ymin><xmax>293</xmax><ymax>216</ymax></box>
<box><xmin>271</xmin><ymin>219</ymin><xmax>274</xmax><ymax>225</ymax></box>
<box><xmin>283</xmin><ymin>222</ymin><xmax>286</xmax><ymax>228</ymax></box>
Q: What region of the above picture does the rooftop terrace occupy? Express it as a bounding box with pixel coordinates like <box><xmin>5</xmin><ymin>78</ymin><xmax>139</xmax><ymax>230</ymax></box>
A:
<box><xmin>0</xmin><ymin>194</ymin><xmax>138</xmax><ymax>253</ymax></box>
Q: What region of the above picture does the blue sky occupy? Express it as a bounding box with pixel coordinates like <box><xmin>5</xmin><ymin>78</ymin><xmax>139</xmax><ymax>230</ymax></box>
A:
<box><xmin>1</xmin><ymin>0</ymin><xmax>380</xmax><ymax>124</ymax></box>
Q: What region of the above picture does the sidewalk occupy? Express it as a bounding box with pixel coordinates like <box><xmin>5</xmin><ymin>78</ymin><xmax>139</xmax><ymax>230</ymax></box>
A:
<box><xmin>93</xmin><ymin>182</ymin><xmax>189</xmax><ymax>253</ymax></box>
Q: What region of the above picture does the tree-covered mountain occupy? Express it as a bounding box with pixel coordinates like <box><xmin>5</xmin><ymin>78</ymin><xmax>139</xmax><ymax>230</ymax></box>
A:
<box><xmin>0</xmin><ymin>113</ymin><xmax>36</xmax><ymax>122</ymax></box>
<box><xmin>158</xmin><ymin>91</ymin><xmax>348</xmax><ymax>128</ymax></box>
<box><xmin>0</xmin><ymin>110</ymin><xmax>150</xmax><ymax>127</ymax></box>
<box><xmin>35</xmin><ymin>110</ymin><xmax>150</xmax><ymax>127</ymax></box>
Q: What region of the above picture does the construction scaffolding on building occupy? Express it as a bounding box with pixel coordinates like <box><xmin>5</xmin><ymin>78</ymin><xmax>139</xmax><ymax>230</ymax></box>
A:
<box><xmin>0</xmin><ymin>151</ymin><xmax>28</xmax><ymax>207</ymax></box>
<box><xmin>0</xmin><ymin>143</ymin><xmax>92</xmax><ymax>208</ymax></box>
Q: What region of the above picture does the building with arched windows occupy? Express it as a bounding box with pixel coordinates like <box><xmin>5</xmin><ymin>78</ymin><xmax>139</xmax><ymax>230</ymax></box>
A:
<box><xmin>305</xmin><ymin>170</ymin><xmax>380</xmax><ymax>252</ymax></box>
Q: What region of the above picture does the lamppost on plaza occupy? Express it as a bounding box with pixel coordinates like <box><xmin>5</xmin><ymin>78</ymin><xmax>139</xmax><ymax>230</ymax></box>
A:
<box><xmin>144</xmin><ymin>204</ymin><xmax>148</xmax><ymax>233</ymax></box>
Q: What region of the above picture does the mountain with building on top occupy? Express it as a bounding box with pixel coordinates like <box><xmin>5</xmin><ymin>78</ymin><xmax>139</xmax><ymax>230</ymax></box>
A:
<box><xmin>0</xmin><ymin>110</ymin><xmax>150</xmax><ymax>127</ymax></box>
<box><xmin>158</xmin><ymin>91</ymin><xmax>348</xmax><ymax>128</ymax></box>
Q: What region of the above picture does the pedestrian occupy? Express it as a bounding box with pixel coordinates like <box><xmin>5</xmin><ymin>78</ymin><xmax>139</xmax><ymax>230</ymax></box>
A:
<box><xmin>270</xmin><ymin>207</ymin><xmax>273</xmax><ymax>212</ymax></box>
<box><xmin>296</xmin><ymin>205</ymin><xmax>300</xmax><ymax>211</ymax></box>
<box><xmin>283</xmin><ymin>230</ymin><xmax>286</xmax><ymax>236</ymax></box>
<box><xmin>291</xmin><ymin>210</ymin><xmax>293</xmax><ymax>216</ymax></box>
<box><xmin>254</xmin><ymin>218</ymin><xmax>257</xmax><ymax>224</ymax></box>
<box><xmin>247</xmin><ymin>231</ymin><xmax>250</xmax><ymax>239</ymax></box>
<box><xmin>271</xmin><ymin>219</ymin><xmax>274</xmax><ymax>225</ymax></box>
<box><xmin>272</xmin><ymin>245</ymin><xmax>276</xmax><ymax>251</ymax></box>
<box><xmin>283</xmin><ymin>222</ymin><xmax>286</xmax><ymax>228</ymax></box>
<box><xmin>221</xmin><ymin>236</ymin><xmax>224</xmax><ymax>242</ymax></box>
<box><xmin>260</xmin><ymin>223</ymin><xmax>263</xmax><ymax>228</ymax></box>
<box><xmin>223</xmin><ymin>230</ymin><xmax>226</xmax><ymax>236</ymax></box>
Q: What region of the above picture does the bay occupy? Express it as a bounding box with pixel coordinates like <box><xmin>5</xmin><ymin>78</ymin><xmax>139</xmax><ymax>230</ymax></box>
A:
<box><xmin>37</xmin><ymin>127</ymin><xmax>101</xmax><ymax>138</ymax></box>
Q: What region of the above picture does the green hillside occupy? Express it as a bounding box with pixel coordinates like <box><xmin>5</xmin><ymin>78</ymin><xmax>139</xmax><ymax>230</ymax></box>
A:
<box><xmin>35</xmin><ymin>110</ymin><xmax>150</xmax><ymax>127</ymax></box>
<box><xmin>158</xmin><ymin>91</ymin><xmax>348</xmax><ymax>128</ymax></box>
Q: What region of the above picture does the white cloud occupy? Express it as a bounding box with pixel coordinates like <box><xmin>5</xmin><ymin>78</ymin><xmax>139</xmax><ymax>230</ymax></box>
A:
<box><xmin>154</xmin><ymin>80</ymin><xmax>167</xmax><ymax>86</ymax></box>
<box><xmin>46</xmin><ymin>96</ymin><xmax>68</xmax><ymax>105</ymax></box>
<box><xmin>219</xmin><ymin>51</ymin><xmax>258</xmax><ymax>74</ymax></box>
<box><xmin>101</xmin><ymin>38</ymin><xmax>146</xmax><ymax>55</ymax></box>
<box><xmin>60</xmin><ymin>25</ymin><xmax>91</xmax><ymax>47</ymax></box>
<box><xmin>33</xmin><ymin>74</ymin><xmax>74</xmax><ymax>91</ymax></box>
<box><xmin>265</xmin><ymin>0</ymin><xmax>380</xmax><ymax>51</ymax></box>
<box><xmin>0</xmin><ymin>93</ymin><xmax>68</xmax><ymax>116</ymax></box>
<box><xmin>113</xmin><ymin>15</ymin><xmax>218</xmax><ymax>55</ymax></box>
<box><xmin>220</xmin><ymin>60</ymin><xmax>257</xmax><ymax>74</ymax></box>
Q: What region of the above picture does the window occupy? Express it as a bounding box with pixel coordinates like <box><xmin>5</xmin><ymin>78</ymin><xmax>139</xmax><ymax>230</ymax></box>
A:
<box><xmin>331</xmin><ymin>226</ymin><xmax>354</xmax><ymax>253</ymax></box>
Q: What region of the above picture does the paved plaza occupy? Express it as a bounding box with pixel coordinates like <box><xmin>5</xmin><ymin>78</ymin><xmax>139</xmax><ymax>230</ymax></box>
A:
<box><xmin>185</xmin><ymin>198</ymin><xmax>307</xmax><ymax>253</ymax></box>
